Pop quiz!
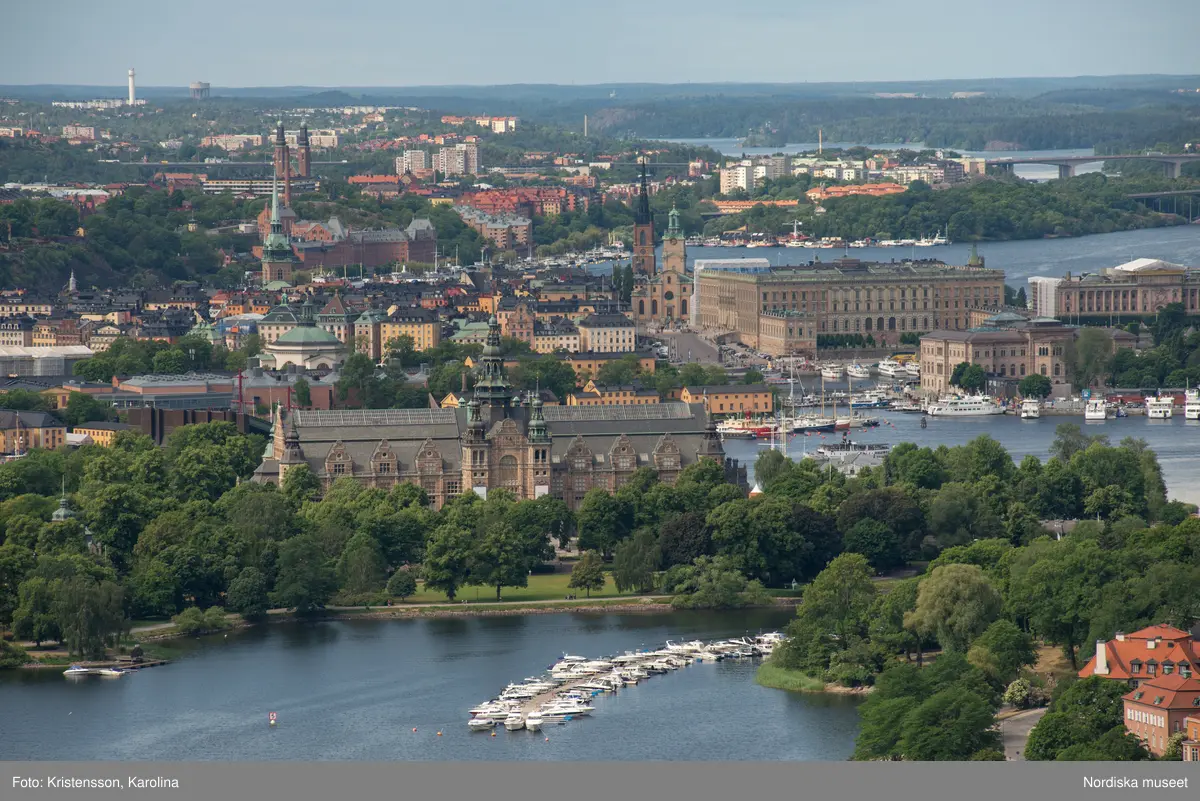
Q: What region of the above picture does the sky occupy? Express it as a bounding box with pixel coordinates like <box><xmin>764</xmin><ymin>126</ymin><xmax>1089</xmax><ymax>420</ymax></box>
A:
<box><xmin>5</xmin><ymin>0</ymin><xmax>1200</xmax><ymax>88</ymax></box>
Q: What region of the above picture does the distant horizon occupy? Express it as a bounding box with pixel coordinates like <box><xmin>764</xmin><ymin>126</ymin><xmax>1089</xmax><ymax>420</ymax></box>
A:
<box><xmin>4</xmin><ymin>72</ymin><xmax>1200</xmax><ymax>92</ymax></box>
<box><xmin>7</xmin><ymin>0</ymin><xmax>1199</xmax><ymax>86</ymax></box>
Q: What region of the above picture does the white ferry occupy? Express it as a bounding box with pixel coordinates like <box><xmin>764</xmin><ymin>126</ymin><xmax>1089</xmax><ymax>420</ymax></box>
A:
<box><xmin>1019</xmin><ymin>399</ymin><xmax>1041</xmax><ymax>419</ymax></box>
<box><xmin>876</xmin><ymin>359</ymin><xmax>905</xmax><ymax>378</ymax></box>
<box><xmin>1084</xmin><ymin>399</ymin><xmax>1107</xmax><ymax>421</ymax></box>
<box><xmin>1146</xmin><ymin>396</ymin><xmax>1174</xmax><ymax>419</ymax></box>
<box><xmin>1186</xmin><ymin>389</ymin><xmax>1200</xmax><ymax>420</ymax></box>
<box><xmin>820</xmin><ymin>364</ymin><xmax>844</xmax><ymax>381</ymax></box>
<box><xmin>846</xmin><ymin>363</ymin><xmax>871</xmax><ymax>380</ymax></box>
<box><xmin>925</xmin><ymin>395</ymin><xmax>1006</xmax><ymax>417</ymax></box>
<box><xmin>904</xmin><ymin>361</ymin><xmax>920</xmax><ymax>379</ymax></box>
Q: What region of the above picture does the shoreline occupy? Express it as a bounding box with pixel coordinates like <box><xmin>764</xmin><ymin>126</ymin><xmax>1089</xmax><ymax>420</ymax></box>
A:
<box><xmin>754</xmin><ymin>659</ymin><xmax>873</xmax><ymax>697</ymax></box>
<box><xmin>11</xmin><ymin>597</ymin><xmax>800</xmax><ymax>667</ymax></box>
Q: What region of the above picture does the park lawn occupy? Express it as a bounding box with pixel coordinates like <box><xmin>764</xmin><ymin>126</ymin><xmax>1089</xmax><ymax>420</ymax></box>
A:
<box><xmin>405</xmin><ymin>572</ymin><xmax>641</xmax><ymax>603</ymax></box>
<box><xmin>754</xmin><ymin>660</ymin><xmax>826</xmax><ymax>692</ymax></box>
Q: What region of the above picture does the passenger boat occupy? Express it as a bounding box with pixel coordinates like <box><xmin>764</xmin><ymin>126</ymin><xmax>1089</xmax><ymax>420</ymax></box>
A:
<box><xmin>820</xmin><ymin>364</ymin><xmax>843</xmax><ymax>381</ymax></box>
<box><xmin>715</xmin><ymin>417</ymin><xmax>774</xmax><ymax>440</ymax></box>
<box><xmin>925</xmin><ymin>395</ymin><xmax>1006</xmax><ymax>416</ymax></box>
<box><xmin>1084</xmin><ymin>398</ymin><xmax>1108</xmax><ymax>421</ymax></box>
<box><xmin>1147</xmin><ymin>396</ymin><xmax>1175</xmax><ymax>419</ymax></box>
<box><xmin>846</xmin><ymin>363</ymin><xmax>871</xmax><ymax>380</ymax></box>
<box><xmin>1186</xmin><ymin>388</ymin><xmax>1200</xmax><ymax>420</ymax></box>
<box><xmin>1019</xmin><ymin>399</ymin><xmax>1041</xmax><ymax>419</ymax></box>
<box><xmin>815</xmin><ymin>439</ymin><xmax>891</xmax><ymax>458</ymax></box>
<box><xmin>876</xmin><ymin>359</ymin><xmax>905</xmax><ymax>378</ymax></box>
<box><xmin>904</xmin><ymin>362</ymin><xmax>920</xmax><ymax>379</ymax></box>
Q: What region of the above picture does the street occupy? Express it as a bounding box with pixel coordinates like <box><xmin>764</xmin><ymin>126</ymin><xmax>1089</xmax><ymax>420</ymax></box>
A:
<box><xmin>998</xmin><ymin>707</ymin><xmax>1048</xmax><ymax>760</ymax></box>
<box><xmin>659</xmin><ymin>330</ymin><xmax>720</xmax><ymax>365</ymax></box>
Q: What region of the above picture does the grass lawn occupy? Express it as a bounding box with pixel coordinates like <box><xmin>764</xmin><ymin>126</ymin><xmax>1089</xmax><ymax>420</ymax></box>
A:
<box><xmin>404</xmin><ymin>572</ymin><xmax>646</xmax><ymax>604</ymax></box>
<box><xmin>754</xmin><ymin>660</ymin><xmax>826</xmax><ymax>692</ymax></box>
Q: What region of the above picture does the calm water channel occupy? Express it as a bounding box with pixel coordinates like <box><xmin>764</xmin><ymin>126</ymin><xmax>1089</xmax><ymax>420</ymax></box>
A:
<box><xmin>725</xmin><ymin>410</ymin><xmax>1200</xmax><ymax>506</ymax></box>
<box><xmin>0</xmin><ymin>609</ymin><xmax>863</xmax><ymax>761</ymax></box>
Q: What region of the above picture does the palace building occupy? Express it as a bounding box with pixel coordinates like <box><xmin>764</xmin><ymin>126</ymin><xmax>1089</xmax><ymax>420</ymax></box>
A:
<box><xmin>252</xmin><ymin>317</ymin><xmax>743</xmax><ymax>508</ymax></box>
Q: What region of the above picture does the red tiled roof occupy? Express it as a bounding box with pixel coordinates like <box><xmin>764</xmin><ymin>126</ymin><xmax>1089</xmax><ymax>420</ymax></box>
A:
<box><xmin>1124</xmin><ymin>673</ymin><xmax>1200</xmax><ymax>711</ymax></box>
<box><xmin>1080</xmin><ymin>624</ymin><xmax>1200</xmax><ymax>680</ymax></box>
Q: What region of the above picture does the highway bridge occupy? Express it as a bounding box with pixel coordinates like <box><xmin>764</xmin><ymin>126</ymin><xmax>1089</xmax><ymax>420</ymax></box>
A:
<box><xmin>987</xmin><ymin>153</ymin><xmax>1200</xmax><ymax>179</ymax></box>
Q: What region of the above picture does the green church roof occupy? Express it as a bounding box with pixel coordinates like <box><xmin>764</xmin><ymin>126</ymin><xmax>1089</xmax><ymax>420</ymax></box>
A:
<box><xmin>274</xmin><ymin>325</ymin><xmax>342</xmax><ymax>346</ymax></box>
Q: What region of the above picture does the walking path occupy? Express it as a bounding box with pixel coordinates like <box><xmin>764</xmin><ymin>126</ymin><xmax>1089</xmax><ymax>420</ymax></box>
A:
<box><xmin>998</xmin><ymin>707</ymin><xmax>1048</xmax><ymax>760</ymax></box>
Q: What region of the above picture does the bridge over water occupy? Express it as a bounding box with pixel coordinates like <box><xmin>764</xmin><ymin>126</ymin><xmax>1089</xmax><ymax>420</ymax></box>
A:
<box><xmin>987</xmin><ymin>153</ymin><xmax>1200</xmax><ymax>179</ymax></box>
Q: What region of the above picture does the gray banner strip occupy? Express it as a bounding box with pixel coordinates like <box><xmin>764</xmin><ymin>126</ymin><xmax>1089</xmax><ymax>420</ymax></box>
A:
<box><xmin>2</xmin><ymin>762</ymin><xmax>1193</xmax><ymax>801</ymax></box>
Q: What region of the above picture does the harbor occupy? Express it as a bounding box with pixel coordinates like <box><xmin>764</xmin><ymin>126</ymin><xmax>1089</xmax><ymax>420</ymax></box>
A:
<box><xmin>466</xmin><ymin>633</ymin><xmax>784</xmax><ymax>733</ymax></box>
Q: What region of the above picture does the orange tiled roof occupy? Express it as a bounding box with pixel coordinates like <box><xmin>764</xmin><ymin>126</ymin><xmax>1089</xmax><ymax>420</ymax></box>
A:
<box><xmin>1080</xmin><ymin>624</ymin><xmax>1200</xmax><ymax>680</ymax></box>
<box><xmin>1124</xmin><ymin>672</ymin><xmax>1200</xmax><ymax>710</ymax></box>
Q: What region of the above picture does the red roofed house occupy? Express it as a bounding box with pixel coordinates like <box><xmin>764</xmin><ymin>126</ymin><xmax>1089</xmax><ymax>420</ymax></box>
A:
<box><xmin>1122</xmin><ymin>674</ymin><xmax>1200</xmax><ymax>757</ymax></box>
<box><xmin>1079</xmin><ymin>624</ymin><xmax>1200</xmax><ymax>688</ymax></box>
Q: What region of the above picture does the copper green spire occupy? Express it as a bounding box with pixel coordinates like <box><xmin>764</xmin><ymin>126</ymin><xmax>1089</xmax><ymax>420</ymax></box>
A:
<box><xmin>666</xmin><ymin>203</ymin><xmax>681</xmax><ymax>239</ymax></box>
<box><xmin>473</xmin><ymin>315</ymin><xmax>512</xmax><ymax>407</ymax></box>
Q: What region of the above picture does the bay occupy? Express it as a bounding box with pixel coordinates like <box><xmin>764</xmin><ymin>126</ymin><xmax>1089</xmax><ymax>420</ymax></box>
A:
<box><xmin>0</xmin><ymin>609</ymin><xmax>862</xmax><ymax>762</ymax></box>
<box><xmin>724</xmin><ymin>411</ymin><xmax>1200</xmax><ymax>505</ymax></box>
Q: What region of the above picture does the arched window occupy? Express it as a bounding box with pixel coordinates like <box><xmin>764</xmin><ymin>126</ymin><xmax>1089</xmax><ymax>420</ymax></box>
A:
<box><xmin>498</xmin><ymin>455</ymin><xmax>519</xmax><ymax>490</ymax></box>
<box><xmin>999</xmin><ymin>365</ymin><xmax>1006</xmax><ymax>376</ymax></box>
<box><xmin>877</xmin><ymin>317</ymin><xmax>884</xmax><ymax>331</ymax></box>
<box><xmin>865</xmin><ymin>318</ymin><xmax>873</xmax><ymax>331</ymax></box>
<box><xmin>681</xmin><ymin>298</ymin><xmax>688</xmax><ymax>315</ymax></box>
<box><xmin>1020</xmin><ymin>364</ymin><xmax>1026</xmax><ymax>376</ymax></box>
<box><xmin>651</xmin><ymin>300</ymin><xmax>658</xmax><ymax>315</ymax></box>
<box><xmin>888</xmin><ymin>317</ymin><xmax>896</xmax><ymax>330</ymax></box>
<box><xmin>639</xmin><ymin>230</ymin><xmax>647</xmax><ymax>246</ymax></box>
<box><xmin>1041</xmin><ymin>365</ymin><xmax>1047</xmax><ymax>376</ymax></box>
<box><xmin>638</xmin><ymin>300</ymin><xmax>645</xmax><ymax>315</ymax></box>
<box><xmin>1054</xmin><ymin>364</ymin><xmax>1061</xmax><ymax>376</ymax></box>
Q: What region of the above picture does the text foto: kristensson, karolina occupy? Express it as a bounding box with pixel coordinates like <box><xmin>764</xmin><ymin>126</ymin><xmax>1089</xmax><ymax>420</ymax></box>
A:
<box><xmin>12</xmin><ymin>776</ymin><xmax>180</xmax><ymax>790</ymax></box>
<box><xmin>1084</xmin><ymin>777</ymin><xmax>1188</xmax><ymax>789</ymax></box>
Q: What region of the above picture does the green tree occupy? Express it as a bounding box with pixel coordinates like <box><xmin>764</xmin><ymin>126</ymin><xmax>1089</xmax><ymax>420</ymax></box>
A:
<box><xmin>1018</xmin><ymin>373</ymin><xmax>1052</xmax><ymax>399</ymax></box>
<box><xmin>843</xmin><ymin>518</ymin><xmax>903</xmax><ymax>572</ymax></box>
<box><xmin>62</xmin><ymin>392</ymin><xmax>111</xmax><ymax>426</ymax></box>
<box><xmin>336</xmin><ymin>532</ymin><xmax>387</xmax><ymax>595</ymax></box>
<box><xmin>12</xmin><ymin>576</ymin><xmax>60</xmax><ymax>646</ymax></box>
<box><xmin>53</xmin><ymin>576</ymin><xmax>126</xmax><ymax>659</ymax></box>
<box><xmin>967</xmin><ymin>620</ymin><xmax>1036</xmax><ymax>684</ymax></box>
<box><xmin>293</xmin><ymin>377</ymin><xmax>312</xmax><ymax>407</ymax></box>
<box><xmin>1067</xmin><ymin>327</ymin><xmax>1114</xmax><ymax>388</ymax></box>
<box><xmin>905</xmin><ymin>564</ymin><xmax>1002</xmax><ymax>653</ymax></box>
<box><xmin>898</xmin><ymin>688</ymin><xmax>1001</xmax><ymax>760</ymax></box>
<box><xmin>0</xmin><ymin>638</ymin><xmax>28</xmax><ymax>668</ymax></box>
<box><xmin>270</xmin><ymin>534</ymin><xmax>336</xmax><ymax>613</ymax></box>
<box><xmin>422</xmin><ymin>524</ymin><xmax>473</xmax><ymax>601</ymax></box>
<box><xmin>568</xmin><ymin>550</ymin><xmax>607</xmax><ymax>598</ymax></box>
<box><xmin>386</xmin><ymin>570</ymin><xmax>417</xmax><ymax>600</ymax></box>
<box><xmin>281</xmin><ymin>464</ymin><xmax>322</xmax><ymax>506</ymax></box>
<box><xmin>468</xmin><ymin>522</ymin><xmax>536</xmax><ymax>601</ymax></box>
<box><xmin>1026</xmin><ymin>676</ymin><xmax>1147</xmax><ymax>761</ymax></box>
<box><xmin>575</xmin><ymin>489</ymin><xmax>633</xmax><ymax>556</ymax></box>
<box><xmin>225</xmin><ymin>566</ymin><xmax>269</xmax><ymax>619</ymax></box>
<box><xmin>657</xmin><ymin>512</ymin><xmax>710</xmax><ymax>568</ymax></box>
<box><xmin>612</xmin><ymin>529</ymin><xmax>660</xmax><ymax>593</ymax></box>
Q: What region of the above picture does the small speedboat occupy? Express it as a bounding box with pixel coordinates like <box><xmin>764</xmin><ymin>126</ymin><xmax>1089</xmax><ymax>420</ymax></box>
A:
<box><xmin>468</xmin><ymin>717</ymin><xmax>497</xmax><ymax>731</ymax></box>
<box><xmin>63</xmin><ymin>665</ymin><xmax>91</xmax><ymax>677</ymax></box>
<box><xmin>525</xmin><ymin>714</ymin><xmax>543</xmax><ymax>732</ymax></box>
<box><xmin>503</xmin><ymin>713</ymin><xmax>525</xmax><ymax>731</ymax></box>
<box><xmin>97</xmin><ymin>667</ymin><xmax>128</xmax><ymax>678</ymax></box>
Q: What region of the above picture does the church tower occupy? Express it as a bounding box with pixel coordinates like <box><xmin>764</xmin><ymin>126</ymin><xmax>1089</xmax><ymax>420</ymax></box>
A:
<box><xmin>296</xmin><ymin>122</ymin><xmax>311</xmax><ymax>179</ymax></box>
<box><xmin>261</xmin><ymin>177</ymin><xmax>296</xmax><ymax>285</ymax></box>
<box><xmin>662</xmin><ymin>204</ymin><xmax>685</xmax><ymax>275</ymax></box>
<box><xmin>631</xmin><ymin>160</ymin><xmax>655</xmax><ymax>276</ymax></box>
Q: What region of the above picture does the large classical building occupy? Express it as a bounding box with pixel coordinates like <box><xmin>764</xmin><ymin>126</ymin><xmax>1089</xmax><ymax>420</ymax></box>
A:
<box><xmin>695</xmin><ymin>254</ymin><xmax>1004</xmax><ymax>355</ymax></box>
<box><xmin>1044</xmin><ymin>259</ymin><xmax>1200</xmax><ymax>322</ymax></box>
<box><xmin>253</xmin><ymin>318</ymin><xmax>742</xmax><ymax>509</ymax></box>
<box><xmin>918</xmin><ymin>313</ymin><xmax>1135</xmax><ymax>397</ymax></box>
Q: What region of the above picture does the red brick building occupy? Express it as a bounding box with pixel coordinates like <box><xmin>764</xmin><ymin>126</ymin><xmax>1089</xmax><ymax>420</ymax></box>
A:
<box><xmin>1123</xmin><ymin>674</ymin><xmax>1200</xmax><ymax>757</ymax></box>
<box><xmin>1079</xmin><ymin>624</ymin><xmax>1200</xmax><ymax>688</ymax></box>
<box><xmin>458</xmin><ymin>186</ymin><xmax>589</xmax><ymax>218</ymax></box>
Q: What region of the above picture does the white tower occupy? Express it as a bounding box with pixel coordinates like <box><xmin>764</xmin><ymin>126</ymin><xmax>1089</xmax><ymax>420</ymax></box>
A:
<box><xmin>127</xmin><ymin>68</ymin><xmax>136</xmax><ymax>105</ymax></box>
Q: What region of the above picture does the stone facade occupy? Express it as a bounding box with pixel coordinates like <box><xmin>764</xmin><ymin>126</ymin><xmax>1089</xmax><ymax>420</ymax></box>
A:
<box><xmin>253</xmin><ymin>318</ymin><xmax>742</xmax><ymax>508</ymax></box>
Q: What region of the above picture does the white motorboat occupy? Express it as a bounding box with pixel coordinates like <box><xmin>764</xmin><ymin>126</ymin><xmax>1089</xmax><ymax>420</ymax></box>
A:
<box><xmin>524</xmin><ymin>714</ymin><xmax>543</xmax><ymax>732</ymax></box>
<box><xmin>468</xmin><ymin>717</ymin><xmax>497</xmax><ymax>731</ymax></box>
<box><xmin>503</xmin><ymin>713</ymin><xmax>525</xmax><ymax>731</ymax></box>
<box><xmin>876</xmin><ymin>359</ymin><xmax>904</xmax><ymax>378</ymax></box>
<box><xmin>820</xmin><ymin>364</ymin><xmax>844</xmax><ymax>381</ymax></box>
<box><xmin>1186</xmin><ymin>389</ymin><xmax>1200</xmax><ymax>420</ymax></box>
<box><xmin>97</xmin><ymin>667</ymin><xmax>129</xmax><ymax>678</ymax></box>
<box><xmin>925</xmin><ymin>395</ymin><xmax>1006</xmax><ymax>416</ymax></box>
<box><xmin>1084</xmin><ymin>398</ymin><xmax>1107</xmax><ymax>421</ymax></box>
<box><xmin>693</xmin><ymin>651</ymin><xmax>722</xmax><ymax>663</ymax></box>
<box><xmin>63</xmin><ymin>665</ymin><xmax>91</xmax><ymax>677</ymax></box>
<box><xmin>904</xmin><ymin>362</ymin><xmax>920</xmax><ymax>378</ymax></box>
<box><xmin>846</xmin><ymin>363</ymin><xmax>871</xmax><ymax>380</ymax></box>
<box><xmin>1147</xmin><ymin>396</ymin><xmax>1175</xmax><ymax>419</ymax></box>
<box><xmin>1019</xmin><ymin>399</ymin><xmax>1041</xmax><ymax>419</ymax></box>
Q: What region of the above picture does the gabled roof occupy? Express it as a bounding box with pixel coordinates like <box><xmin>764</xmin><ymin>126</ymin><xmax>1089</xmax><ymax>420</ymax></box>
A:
<box><xmin>1080</xmin><ymin>624</ymin><xmax>1200</xmax><ymax>681</ymax></box>
<box><xmin>1124</xmin><ymin>673</ymin><xmax>1200</xmax><ymax>710</ymax></box>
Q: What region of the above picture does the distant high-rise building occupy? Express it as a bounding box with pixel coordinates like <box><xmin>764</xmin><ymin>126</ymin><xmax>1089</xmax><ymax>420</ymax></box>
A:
<box><xmin>437</xmin><ymin>146</ymin><xmax>467</xmax><ymax>177</ymax></box>
<box><xmin>719</xmin><ymin>163</ymin><xmax>755</xmax><ymax>195</ymax></box>
<box><xmin>127</xmin><ymin>68</ymin><xmax>136</xmax><ymax>106</ymax></box>
<box><xmin>399</xmin><ymin>149</ymin><xmax>429</xmax><ymax>174</ymax></box>
<box><xmin>457</xmin><ymin>142</ymin><xmax>481</xmax><ymax>175</ymax></box>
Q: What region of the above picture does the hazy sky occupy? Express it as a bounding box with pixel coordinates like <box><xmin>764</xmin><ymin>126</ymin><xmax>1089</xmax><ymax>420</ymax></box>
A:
<box><xmin>5</xmin><ymin>0</ymin><xmax>1199</xmax><ymax>87</ymax></box>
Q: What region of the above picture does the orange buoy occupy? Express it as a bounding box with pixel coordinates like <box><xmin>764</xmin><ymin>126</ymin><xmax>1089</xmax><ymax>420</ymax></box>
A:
<box><xmin>412</xmin><ymin>728</ymin><xmax>417</xmax><ymax>732</ymax></box>
<box><xmin>437</xmin><ymin>731</ymin><xmax>442</xmax><ymax>736</ymax></box>
<box><xmin>544</xmin><ymin>737</ymin><xmax>549</xmax><ymax>742</ymax></box>
<box><xmin>491</xmin><ymin>731</ymin><xmax>496</xmax><ymax>737</ymax></box>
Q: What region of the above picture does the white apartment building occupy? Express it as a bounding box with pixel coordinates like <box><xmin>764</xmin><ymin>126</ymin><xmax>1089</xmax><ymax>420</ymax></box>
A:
<box><xmin>1027</xmin><ymin>276</ymin><xmax>1064</xmax><ymax>318</ymax></box>
<box><xmin>399</xmin><ymin>149</ymin><xmax>429</xmax><ymax>174</ymax></box>
<box><xmin>719</xmin><ymin>163</ymin><xmax>755</xmax><ymax>195</ymax></box>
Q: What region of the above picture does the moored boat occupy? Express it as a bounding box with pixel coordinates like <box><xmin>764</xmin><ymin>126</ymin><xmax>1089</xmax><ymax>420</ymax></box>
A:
<box><xmin>925</xmin><ymin>395</ymin><xmax>1006</xmax><ymax>416</ymax></box>
<box><xmin>1019</xmin><ymin>399</ymin><xmax>1041</xmax><ymax>419</ymax></box>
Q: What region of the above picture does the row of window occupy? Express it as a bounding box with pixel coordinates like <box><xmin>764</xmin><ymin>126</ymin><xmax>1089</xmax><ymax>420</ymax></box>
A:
<box><xmin>762</xmin><ymin>286</ymin><xmax>996</xmax><ymax>303</ymax></box>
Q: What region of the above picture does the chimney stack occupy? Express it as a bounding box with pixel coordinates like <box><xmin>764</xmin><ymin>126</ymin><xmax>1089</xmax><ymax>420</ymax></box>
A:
<box><xmin>1095</xmin><ymin>640</ymin><xmax>1109</xmax><ymax>675</ymax></box>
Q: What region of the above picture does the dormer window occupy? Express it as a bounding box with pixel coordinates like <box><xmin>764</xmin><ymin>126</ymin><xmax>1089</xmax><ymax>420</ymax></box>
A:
<box><xmin>1131</xmin><ymin>660</ymin><xmax>1143</xmax><ymax>674</ymax></box>
<box><xmin>1181</xmin><ymin>663</ymin><xmax>1193</xmax><ymax>679</ymax></box>
<box><xmin>1163</xmin><ymin>661</ymin><xmax>1175</xmax><ymax>675</ymax></box>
